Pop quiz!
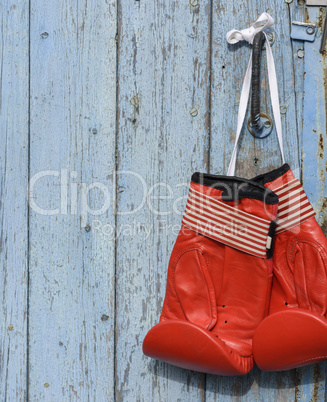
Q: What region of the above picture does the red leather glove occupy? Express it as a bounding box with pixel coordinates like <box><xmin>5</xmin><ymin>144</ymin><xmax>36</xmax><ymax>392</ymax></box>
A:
<box><xmin>252</xmin><ymin>164</ymin><xmax>327</xmax><ymax>371</ymax></box>
<box><xmin>143</xmin><ymin>173</ymin><xmax>278</xmax><ymax>375</ymax></box>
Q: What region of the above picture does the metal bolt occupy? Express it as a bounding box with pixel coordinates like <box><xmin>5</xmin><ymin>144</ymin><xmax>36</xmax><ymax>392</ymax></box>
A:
<box><xmin>101</xmin><ymin>314</ymin><xmax>109</xmax><ymax>321</ymax></box>
<box><xmin>253</xmin><ymin>157</ymin><xmax>259</xmax><ymax>166</ymax></box>
<box><xmin>85</xmin><ymin>224</ymin><xmax>91</xmax><ymax>233</ymax></box>
<box><xmin>40</xmin><ymin>32</ymin><xmax>49</xmax><ymax>39</ymax></box>
<box><xmin>280</xmin><ymin>105</ymin><xmax>287</xmax><ymax>114</ymax></box>
<box><xmin>59</xmin><ymin>341</ymin><xmax>63</xmax><ymax>346</ymax></box>
<box><xmin>266</xmin><ymin>31</ymin><xmax>274</xmax><ymax>44</ymax></box>
<box><xmin>190</xmin><ymin>107</ymin><xmax>198</xmax><ymax>117</ymax></box>
<box><xmin>262</xmin><ymin>32</ymin><xmax>274</xmax><ymax>49</ymax></box>
<box><xmin>297</xmin><ymin>49</ymin><xmax>305</xmax><ymax>58</ymax></box>
<box><xmin>8</xmin><ymin>324</ymin><xmax>13</xmax><ymax>331</ymax></box>
<box><xmin>264</xmin><ymin>120</ymin><xmax>272</xmax><ymax>128</ymax></box>
<box><xmin>44</xmin><ymin>383</ymin><xmax>50</xmax><ymax>388</ymax></box>
<box><xmin>284</xmin><ymin>0</ymin><xmax>293</xmax><ymax>3</ymax></box>
<box><xmin>92</xmin><ymin>128</ymin><xmax>97</xmax><ymax>135</ymax></box>
<box><xmin>189</xmin><ymin>0</ymin><xmax>198</xmax><ymax>6</ymax></box>
<box><xmin>130</xmin><ymin>96</ymin><xmax>139</xmax><ymax>106</ymax></box>
<box><xmin>306</xmin><ymin>26</ymin><xmax>315</xmax><ymax>35</ymax></box>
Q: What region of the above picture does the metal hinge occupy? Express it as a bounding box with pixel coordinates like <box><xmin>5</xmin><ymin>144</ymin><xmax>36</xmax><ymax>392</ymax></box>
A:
<box><xmin>291</xmin><ymin>21</ymin><xmax>317</xmax><ymax>42</ymax></box>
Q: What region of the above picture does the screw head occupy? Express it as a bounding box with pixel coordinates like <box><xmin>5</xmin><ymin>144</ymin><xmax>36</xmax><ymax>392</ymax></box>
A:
<box><xmin>130</xmin><ymin>96</ymin><xmax>139</xmax><ymax>106</ymax></box>
<box><xmin>284</xmin><ymin>0</ymin><xmax>293</xmax><ymax>3</ymax></box>
<box><xmin>44</xmin><ymin>383</ymin><xmax>50</xmax><ymax>388</ymax></box>
<box><xmin>40</xmin><ymin>32</ymin><xmax>49</xmax><ymax>39</ymax></box>
<box><xmin>262</xmin><ymin>31</ymin><xmax>274</xmax><ymax>49</ymax></box>
<box><xmin>253</xmin><ymin>157</ymin><xmax>259</xmax><ymax>166</ymax></box>
<box><xmin>189</xmin><ymin>0</ymin><xmax>198</xmax><ymax>6</ymax></box>
<box><xmin>306</xmin><ymin>26</ymin><xmax>315</xmax><ymax>35</ymax></box>
<box><xmin>8</xmin><ymin>324</ymin><xmax>13</xmax><ymax>331</ymax></box>
<box><xmin>266</xmin><ymin>31</ymin><xmax>274</xmax><ymax>43</ymax></box>
<box><xmin>101</xmin><ymin>314</ymin><xmax>109</xmax><ymax>321</ymax></box>
<box><xmin>85</xmin><ymin>224</ymin><xmax>91</xmax><ymax>233</ymax></box>
<box><xmin>297</xmin><ymin>49</ymin><xmax>304</xmax><ymax>58</ymax></box>
<box><xmin>190</xmin><ymin>107</ymin><xmax>198</xmax><ymax>117</ymax></box>
<box><xmin>92</xmin><ymin>128</ymin><xmax>97</xmax><ymax>135</ymax></box>
<box><xmin>280</xmin><ymin>105</ymin><xmax>287</xmax><ymax>114</ymax></box>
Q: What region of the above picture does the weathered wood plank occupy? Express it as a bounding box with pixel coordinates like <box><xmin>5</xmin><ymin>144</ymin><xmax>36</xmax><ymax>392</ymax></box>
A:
<box><xmin>207</xmin><ymin>1</ymin><xmax>306</xmax><ymax>401</ymax></box>
<box><xmin>296</xmin><ymin>6</ymin><xmax>327</xmax><ymax>402</ymax></box>
<box><xmin>0</xmin><ymin>2</ymin><xmax>29</xmax><ymax>400</ymax></box>
<box><xmin>210</xmin><ymin>0</ymin><xmax>303</xmax><ymax>179</ymax></box>
<box><xmin>115</xmin><ymin>0</ymin><xmax>211</xmax><ymax>400</ymax></box>
<box><xmin>1</xmin><ymin>0</ymin><xmax>326</xmax><ymax>399</ymax></box>
<box><xmin>28</xmin><ymin>1</ymin><xmax>117</xmax><ymax>400</ymax></box>
<box><xmin>303</xmin><ymin>6</ymin><xmax>327</xmax><ymax>231</ymax></box>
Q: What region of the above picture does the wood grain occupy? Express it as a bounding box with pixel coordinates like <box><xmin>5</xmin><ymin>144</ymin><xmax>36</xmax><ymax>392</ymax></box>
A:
<box><xmin>207</xmin><ymin>1</ymin><xmax>321</xmax><ymax>401</ymax></box>
<box><xmin>303</xmin><ymin>6</ymin><xmax>327</xmax><ymax>230</ymax></box>
<box><xmin>115</xmin><ymin>0</ymin><xmax>210</xmax><ymax>400</ymax></box>
<box><xmin>209</xmin><ymin>0</ymin><xmax>304</xmax><ymax>179</ymax></box>
<box><xmin>28</xmin><ymin>0</ymin><xmax>117</xmax><ymax>399</ymax></box>
<box><xmin>0</xmin><ymin>1</ymin><xmax>29</xmax><ymax>400</ymax></box>
<box><xmin>297</xmin><ymin>6</ymin><xmax>327</xmax><ymax>401</ymax></box>
<box><xmin>1</xmin><ymin>0</ymin><xmax>327</xmax><ymax>400</ymax></box>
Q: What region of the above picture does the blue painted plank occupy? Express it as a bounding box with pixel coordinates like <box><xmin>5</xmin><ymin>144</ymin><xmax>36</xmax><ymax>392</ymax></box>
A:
<box><xmin>28</xmin><ymin>1</ymin><xmax>117</xmax><ymax>400</ymax></box>
<box><xmin>303</xmin><ymin>7</ymin><xmax>327</xmax><ymax>229</ymax></box>
<box><xmin>298</xmin><ymin>5</ymin><xmax>327</xmax><ymax>401</ymax></box>
<box><xmin>210</xmin><ymin>1</ymin><xmax>304</xmax><ymax>179</ymax></box>
<box><xmin>207</xmin><ymin>1</ymin><xmax>310</xmax><ymax>401</ymax></box>
<box><xmin>115</xmin><ymin>0</ymin><xmax>211</xmax><ymax>400</ymax></box>
<box><xmin>0</xmin><ymin>2</ymin><xmax>29</xmax><ymax>400</ymax></box>
<box><xmin>0</xmin><ymin>0</ymin><xmax>326</xmax><ymax>400</ymax></box>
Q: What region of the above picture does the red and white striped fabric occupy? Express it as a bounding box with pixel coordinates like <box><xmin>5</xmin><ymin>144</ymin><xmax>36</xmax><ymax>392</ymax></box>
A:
<box><xmin>273</xmin><ymin>179</ymin><xmax>316</xmax><ymax>234</ymax></box>
<box><xmin>182</xmin><ymin>186</ymin><xmax>273</xmax><ymax>258</ymax></box>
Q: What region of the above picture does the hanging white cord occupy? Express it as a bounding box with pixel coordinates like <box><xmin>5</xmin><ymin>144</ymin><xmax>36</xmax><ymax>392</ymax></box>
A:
<box><xmin>226</xmin><ymin>13</ymin><xmax>285</xmax><ymax>176</ymax></box>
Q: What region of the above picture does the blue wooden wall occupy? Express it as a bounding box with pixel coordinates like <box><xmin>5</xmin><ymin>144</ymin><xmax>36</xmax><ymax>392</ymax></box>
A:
<box><xmin>0</xmin><ymin>0</ymin><xmax>326</xmax><ymax>400</ymax></box>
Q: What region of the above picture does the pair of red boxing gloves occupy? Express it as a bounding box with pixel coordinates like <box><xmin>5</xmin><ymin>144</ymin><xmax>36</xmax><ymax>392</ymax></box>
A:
<box><xmin>143</xmin><ymin>164</ymin><xmax>327</xmax><ymax>375</ymax></box>
<box><xmin>142</xmin><ymin>13</ymin><xmax>327</xmax><ymax>376</ymax></box>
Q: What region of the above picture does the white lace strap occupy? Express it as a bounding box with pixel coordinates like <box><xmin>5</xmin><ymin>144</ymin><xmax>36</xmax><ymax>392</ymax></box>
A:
<box><xmin>226</xmin><ymin>13</ymin><xmax>285</xmax><ymax>176</ymax></box>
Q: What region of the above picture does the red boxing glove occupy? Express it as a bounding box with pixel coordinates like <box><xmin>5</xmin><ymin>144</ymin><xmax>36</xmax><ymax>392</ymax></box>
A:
<box><xmin>143</xmin><ymin>173</ymin><xmax>278</xmax><ymax>375</ymax></box>
<box><xmin>252</xmin><ymin>164</ymin><xmax>327</xmax><ymax>371</ymax></box>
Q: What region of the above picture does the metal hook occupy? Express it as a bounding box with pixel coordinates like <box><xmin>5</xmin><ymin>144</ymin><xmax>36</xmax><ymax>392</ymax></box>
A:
<box><xmin>248</xmin><ymin>31</ymin><xmax>273</xmax><ymax>139</ymax></box>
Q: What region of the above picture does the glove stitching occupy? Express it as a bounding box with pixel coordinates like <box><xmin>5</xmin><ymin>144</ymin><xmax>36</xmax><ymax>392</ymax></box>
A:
<box><xmin>194</xmin><ymin>250</ymin><xmax>215</xmax><ymax>330</ymax></box>
<box><xmin>287</xmin><ymin>237</ymin><xmax>327</xmax><ymax>312</ymax></box>
<box><xmin>170</xmin><ymin>243</ymin><xmax>204</xmax><ymax>297</ymax></box>
<box><xmin>218</xmin><ymin>336</ymin><xmax>253</xmax><ymax>358</ymax></box>
<box><xmin>170</xmin><ymin>243</ymin><xmax>213</xmax><ymax>326</ymax></box>
<box><xmin>286</xmin><ymin>354</ymin><xmax>327</xmax><ymax>367</ymax></box>
<box><xmin>287</xmin><ymin>237</ymin><xmax>327</xmax><ymax>267</ymax></box>
<box><xmin>263</xmin><ymin>272</ymin><xmax>273</xmax><ymax>317</ymax></box>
